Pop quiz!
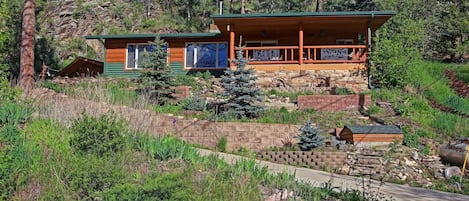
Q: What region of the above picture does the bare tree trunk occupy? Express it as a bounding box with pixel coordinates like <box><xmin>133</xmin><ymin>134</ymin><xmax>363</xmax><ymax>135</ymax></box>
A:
<box><xmin>241</xmin><ymin>0</ymin><xmax>245</xmax><ymax>14</ymax></box>
<box><xmin>19</xmin><ymin>0</ymin><xmax>35</xmax><ymax>95</ymax></box>
<box><xmin>316</xmin><ymin>0</ymin><xmax>324</xmax><ymax>12</ymax></box>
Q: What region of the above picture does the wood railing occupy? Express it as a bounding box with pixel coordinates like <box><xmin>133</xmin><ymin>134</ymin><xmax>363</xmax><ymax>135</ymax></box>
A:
<box><xmin>304</xmin><ymin>45</ymin><xmax>367</xmax><ymax>64</ymax></box>
<box><xmin>244</xmin><ymin>46</ymin><xmax>299</xmax><ymax>64</ymax></box>
<box><xmin>243</xmin><ymin>45</ymin><xmax>367</xmax><ymax>65</ymax></box>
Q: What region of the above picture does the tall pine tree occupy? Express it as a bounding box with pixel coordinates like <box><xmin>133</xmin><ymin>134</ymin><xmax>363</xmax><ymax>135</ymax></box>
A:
<box><xmin>138</xmin><ymin>37</ymin><xmax>174</xmax><ymax>105</ymax></box>
<box><xmin>219</xmin><ymin>46</ymin><xmax>263</xmax><ymax>119</ymax></box>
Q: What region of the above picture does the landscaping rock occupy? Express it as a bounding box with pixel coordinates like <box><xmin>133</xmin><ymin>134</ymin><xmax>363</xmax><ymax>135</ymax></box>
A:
<box><xmin>444</xmin><ymin>166</ymin><xmax>461</xmax><ymax>180</ymax></box>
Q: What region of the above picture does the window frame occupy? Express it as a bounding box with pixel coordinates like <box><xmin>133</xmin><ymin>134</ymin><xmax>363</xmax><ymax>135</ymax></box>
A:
<box><xmin>125</xmin><ymin>43</ymin><xmax>156</xmax><ymax>70</ymax></box>
<box><xmin>184</xmin><ymin>42</ymin><xmax>228</xmax><ymax>69</ymax></box>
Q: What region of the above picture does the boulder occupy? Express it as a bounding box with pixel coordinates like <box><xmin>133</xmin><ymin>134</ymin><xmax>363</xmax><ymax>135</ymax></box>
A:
<box><xmin>444</xmin><ymin>166</ymin><xmax>461</xmax><ymax>180</ymax></box>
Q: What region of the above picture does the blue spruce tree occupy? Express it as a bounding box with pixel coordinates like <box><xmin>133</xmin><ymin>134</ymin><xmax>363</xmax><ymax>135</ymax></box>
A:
<box><xmin>219</xmin><ymin>46</ymin><xmax>263</xmax><ymax>119</ymax></box>
<box><xmin>297</xmin><ymin>121</ymin><xmax>324</xmax><ymax>151</ymax></box>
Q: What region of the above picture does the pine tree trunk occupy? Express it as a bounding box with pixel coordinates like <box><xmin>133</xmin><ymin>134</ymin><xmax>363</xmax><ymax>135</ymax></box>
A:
<box><xmin>18</xmin><ymin>0</ymin><xmax>35</xmax><ymax>95</ymax></box>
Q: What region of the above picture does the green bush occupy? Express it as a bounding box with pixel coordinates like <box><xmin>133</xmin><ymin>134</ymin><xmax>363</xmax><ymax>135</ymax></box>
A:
<box><xmin>68</xmin><ymin>156</ymin><xmax>125</xmax><ymax>199</ymax></box>
<box><xmin>98</xmin><ymin>172</ymin><xmax>192</xmax><ymax>201</ymax></box>
<box><xmin>216</xmin><ymin>136</ymin><xmax>227</xmax><ymax>152</ymax></box>
<box><xmin>403</xmin><ymin>132</ymin><xmax>420</xmax><ymax>148</ymax></box>
<box><xmin>0</xmin><ymin>125</ymin><xmax>28</xmax><ymax>200</ymax></box>
<box><xmin>0</xmin><ymin>102</ymin><xmax>32</xmax><ymax>126</ymax></box>
<box><xmin>366</xmin><ymin>105</ymin><xmax>383</xmax><ymax>116</ymax></box>
<box><xmin>70</xmin><ymin>112</ymin><xmax>127</xmax><ymax>156</ymax></box>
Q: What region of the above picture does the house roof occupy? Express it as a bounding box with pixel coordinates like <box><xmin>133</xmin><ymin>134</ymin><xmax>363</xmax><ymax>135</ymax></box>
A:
<box><xmin>211</xmin><ymin>11</ymin><xmax>395</xmax><ymax>19</ymax></box>
<box><xmin>213</xmin><ymin>11</ymin><xmax>394</xmax><ymax>33</ymax></box>
<box><xmin>343</xmin><ymin>125</ymin><xmax>403</xmax><ymax>134</ymax></box>
<box><xmin>56</xmin><ymin>57</ymin><xmax>103</xmax><ymax>77</ymax></box>
<box><xmin>85</xmin><ymin>33</ymin><xmax>221</xmax><ymax>40</ymax></box>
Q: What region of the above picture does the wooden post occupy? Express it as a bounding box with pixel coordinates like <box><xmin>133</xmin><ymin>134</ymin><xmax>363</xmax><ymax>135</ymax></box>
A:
<box><xmin>299</xmin><ymin>25</ymin><xmax>304</xmax><ymax>65</ymax></box>
<box><xmin>229</xmin><ymin>26</ymin><xmax>235</xmax><ymax>68</ymax></box>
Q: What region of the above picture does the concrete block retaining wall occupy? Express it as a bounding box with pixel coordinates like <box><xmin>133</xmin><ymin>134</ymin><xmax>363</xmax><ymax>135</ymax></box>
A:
<box><xmin>257</xmin><ymin>151</ymin><xmax>347</xmax><ymax>169</ymax></box>
<box><xmin>32</xmin><ymin>88</ymin><xmax>299</xmax><ymax>152</ymax></box>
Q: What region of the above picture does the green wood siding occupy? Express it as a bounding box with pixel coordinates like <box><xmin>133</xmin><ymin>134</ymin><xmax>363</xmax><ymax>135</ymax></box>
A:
<box><xmin>170</xmin><ymin>62</ymin><xmax>185</xmax><ymax>75</ymax></box>
<box><xmin>103</xmin><ymin>62</ymin><xmax>141</xmax><ymax>77</ymax></box>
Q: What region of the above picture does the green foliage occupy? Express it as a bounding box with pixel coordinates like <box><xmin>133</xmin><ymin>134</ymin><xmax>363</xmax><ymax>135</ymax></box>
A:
<box><xmin>70</xmin><ymin>112</ymin><xmax>127</xmax><ymax>156</ymax></box>
<box><xmin>138</xmin><ymin>37</ymin><xmax>175</xmax><ymax>105</ymax></box>
<box><xmin>366</xmin><ymin>105</ymin><xmax>383</xmax><ymax>116</ymax></box>
<box><xmin>131</xmin><ymin>135</ymin><xmax>199</xmax><ymax>162</ymax></box>
<box><xmin>181</xmin><ymin>95</ymin><xmax>207</xmax><ymax>111</ymax></box>
<box><xmin>403</xmin><ymin>131</ymin><xmax>420</xmax><ymax>148</ymax></box>
<box><xmin>216</xmin><ymin>136</ymin><xmax>228</xmax><ymax>152</ymax></box>
<box><xmin>98</xmin><ymin>172</ymin><xmax>192</xmax><ymax>201</ymax></box>
<box><xmin>333</xmin><ymin>87</ymin><xmax>354</xmax><ymax>95</ymax></box>
<box><xmin>265</xmin><ymin>89</ymin><xmax>315</xmax><ymax>102</ymax></box>
<box><xmin>219</xmin><ymin>47</ymin><xmax>264</xmax><ymax>119</ymax></box>
<box><xmin>68</xmin><ymin>156</ymin><xmax>126</xmax><ymax>199</ymax></box>
<box><xmin>0</xmin><ymin>102</ymin><xmax>32</xmax><ymax>126</ymax></box>
<box><xmin>297</xmin><ymin>121</ymin><xmax>324</xmax><ymax>151</ymax></box>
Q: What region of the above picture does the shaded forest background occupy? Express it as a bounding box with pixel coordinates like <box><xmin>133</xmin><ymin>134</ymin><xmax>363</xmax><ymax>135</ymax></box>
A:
<box><xmin>0</xmin><ymin>0</ymin><xmax>467</xmax><ymax>88</ymax></box>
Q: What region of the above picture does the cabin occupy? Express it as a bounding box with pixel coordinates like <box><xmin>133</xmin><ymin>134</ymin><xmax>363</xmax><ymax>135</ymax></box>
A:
<box><xmin>56</xmin><ymin>57</ymin><xmax>103</xmax><ymax>77</ymax></box>
<box><xmin>338</xmin><ymin>125</ymin><xmax>404</xmax><ymax>145</ymax></box>
<box><xmin>85</xmin><ymin>11</ymin><xmax>394</xmax><ymax>92</ymax></box>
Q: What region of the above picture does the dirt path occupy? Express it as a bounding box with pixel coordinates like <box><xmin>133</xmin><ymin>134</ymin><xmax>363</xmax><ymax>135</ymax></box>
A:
<box><xmin>197</xmin><ymin>149</ymin><xmax>469</xmax><ymax>201</ymax></box>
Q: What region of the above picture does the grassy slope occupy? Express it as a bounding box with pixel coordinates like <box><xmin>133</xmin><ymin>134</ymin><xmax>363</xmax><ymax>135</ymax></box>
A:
<box><xmin>372</xmin><ymin>61</ymin><xmax>469</xmax><ymax>140</ymax></box>
<box><xmin>3</xmin><ymin>118</ymin><xmax>373</xmax><ymax>200</ymax></box>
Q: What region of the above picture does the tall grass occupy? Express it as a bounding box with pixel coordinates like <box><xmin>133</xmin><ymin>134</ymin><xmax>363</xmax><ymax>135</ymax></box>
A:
<box><xmin>410</xmin><ymin>61</ymin><xmax>469</xmax><ymax>115</ymax></box>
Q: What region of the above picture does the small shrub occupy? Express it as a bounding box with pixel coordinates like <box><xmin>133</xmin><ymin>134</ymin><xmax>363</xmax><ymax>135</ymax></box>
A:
<box><xmin>216</xmin><ymin>136</ymin><xmax>227</xmax><ymax>152</ymax></box>
<box><xmin>403</xmin><ymin>132</ymin><xmax>420</xmax><ymax>148</ymax></box>
<box><xmin>68</xmin><ymin>156</ymin><xmax>125</xmax><ymax>199</ymax></box>
<box><xmin>97</xmin><ymin>173</ymin><xmax>192</xmax><ymax>201</ymax></box>
<box><xmin>421</xmin><ymin>144</ymin><xmax>431</xmax><ymax>155</ymax></box>
<box><xmin>181</xmin><ymin>96</ymin><xmax>206</xmax><ymax>111</ymax></box>
<box><xmin>297</xmin><ymin>121</ymin><xmax>324</xmax><ymax>151</ymax></box>
<box><xmin>333</xmin><ymin>87</ymin><xmax>354</xmax><ymax>95</ymax></box>
<box><xmin>0</xmin><ymin>102</ymin><xmax>32</xmax><ymax>126</ymax></box>
<box><xmin>40</xmin><ymin>80</ymin><xmax>63</xmax><ymax>92</ymax></box>
<box><xmin>366</xmin><ymin>105</ymin><xmax>383</xmax><ymax>116</ymax></box>
<box><xmin>70</xmin><ymin>112</ymin><xmax>127</xmax><ymax>156</ymax></box>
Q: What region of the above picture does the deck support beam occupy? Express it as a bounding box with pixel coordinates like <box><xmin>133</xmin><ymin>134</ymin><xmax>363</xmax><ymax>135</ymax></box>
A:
<box><xmin>229</xmin><ymin>25</ymin><xmax>235</xmax><ymax>68</ymax></box>
<box><xmin>299</xmin><ymin>25</ymin><xmax>304</xmax><ymax>65</ymax></box>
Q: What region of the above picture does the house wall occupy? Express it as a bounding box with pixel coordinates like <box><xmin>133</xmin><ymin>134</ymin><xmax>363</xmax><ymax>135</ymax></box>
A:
<box><xmin>104</xmin><ymin>38</ymin><xmax>155</xmax><ymax>77</ymax></box>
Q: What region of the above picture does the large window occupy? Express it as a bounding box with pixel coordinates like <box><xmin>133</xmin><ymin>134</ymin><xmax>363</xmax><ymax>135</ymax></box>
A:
<box><xmin>126</xmin><ymin>44</ymin><xmax>156</xmax><ymax>69</ymax></box>
<box><xmin>185</xmin><ymin>42</ymin><xmax>228</xmax><ymax>68</ymax></box>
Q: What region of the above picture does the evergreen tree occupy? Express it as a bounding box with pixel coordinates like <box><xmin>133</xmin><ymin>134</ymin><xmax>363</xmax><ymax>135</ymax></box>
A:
<box><xmin>138</xmin><ymin>37</ymin><xmax>175</xmax><ymax>105</ymax></box>
<box><xmin>297</xmin><ymin>121</ymin><xmax>324</xmax><ymax>151</ymax></box>
<box><xmin>219</xmin><ymin>46</ymin><xmax>263</xmax><ymax>119</ymax></box>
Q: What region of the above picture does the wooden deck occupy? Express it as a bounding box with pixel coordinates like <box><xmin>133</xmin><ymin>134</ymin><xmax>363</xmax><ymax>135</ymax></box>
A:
<box><xmin>247</xmin><ymin>63</ymin><xmax>366</xmax><ymax>71</ymax></box>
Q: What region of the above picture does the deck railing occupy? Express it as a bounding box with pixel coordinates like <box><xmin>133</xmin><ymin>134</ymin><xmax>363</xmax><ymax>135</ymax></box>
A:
<box><xmin>243</xmin><ymin>45</ymin><xmax>367</xmax><ymax>65</ymax></box>
<box><xmin>244</xmin><ymin>46</ymin><xmax>299</xmax><ymax>64</ymax></box>
<box><xmin>303</xmin><ymin>45</ymin><xmax>367</xmax><ymax>64</ymax></box>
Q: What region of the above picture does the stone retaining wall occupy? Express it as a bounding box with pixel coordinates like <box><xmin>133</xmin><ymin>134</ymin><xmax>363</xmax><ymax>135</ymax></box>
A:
<box><xmin>257</xmin><ymin>151</ymin><xmax>347</xmax><ymax>170</ymax></box>
<box><xmin>31</xmin><ymin>88</ymin><xmax>299</xmax><ymax>151</ymax></box>
<box><xmin>297</xmin><ymin>94</ymin><xmax>371</xmax><ymax>112</ymax></box>
<box><xmin>256</xmin><ymin>69</ymin><xmax>368</xmax><ymax>93</ymax></box>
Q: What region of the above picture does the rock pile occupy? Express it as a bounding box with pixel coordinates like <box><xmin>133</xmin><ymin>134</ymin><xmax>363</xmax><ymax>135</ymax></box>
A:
<box><xmin>342</xmin><ymin>148</ymin><xmax>450</xmax><ymax>186</ymax></box>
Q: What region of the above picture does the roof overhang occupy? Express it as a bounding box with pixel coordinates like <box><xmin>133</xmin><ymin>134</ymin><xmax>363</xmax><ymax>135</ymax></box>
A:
<box><xmin>85</xmin><ymin>33</ymin><xmax>222</xmax><ymax>40</ymax></box>
<box><xmin>212</xmin><ymin>11</ymin><xmax>395</xmax><ymax>34</ymax></box>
